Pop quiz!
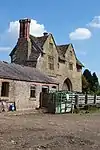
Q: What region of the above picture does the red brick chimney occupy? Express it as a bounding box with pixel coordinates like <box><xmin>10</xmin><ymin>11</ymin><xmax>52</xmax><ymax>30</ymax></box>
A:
<box><xmin>19</xmin><ymin>19</ymin><xmax>31</xmax><ymax>39</ymax></box>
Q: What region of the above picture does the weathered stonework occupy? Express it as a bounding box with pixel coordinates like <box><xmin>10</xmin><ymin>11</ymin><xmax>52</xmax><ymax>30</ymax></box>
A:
<box><xmin>36</xmin><ymin>35</ymin><xmax>82</xmax><ymax>92</ymax></box>
<box><xmin>10</xmin><ymin>19</ymin><xmax>83</xmax><ymax>92</ymax></box>
<box><xmin>0</xmin><ymin>79</ymin><xmax>57</xmax><ymax>110</ymax></box>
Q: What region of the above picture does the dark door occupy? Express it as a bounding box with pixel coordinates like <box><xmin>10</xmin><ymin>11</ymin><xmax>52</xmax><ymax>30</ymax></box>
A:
<box><xmin>40</xmin><ymin>86</ymin><xmax>49</xmax><ymax>108</ymax></box>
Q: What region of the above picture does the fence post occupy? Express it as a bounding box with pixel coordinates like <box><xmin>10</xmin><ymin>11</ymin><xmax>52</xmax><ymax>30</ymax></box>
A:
<box><xmin>85</xmin><ymin>94</ymin><xmax>88</xmax><ymax>104</ymax></box>
<box><xmin>75</xmin><ymin>94</ymin><xmax>79</xmax><ymax>109</ymax></box>
<box><xmin>94</xmin><ymin>94</ymin><xmax>96</xmax><ymax>105</ymax></box>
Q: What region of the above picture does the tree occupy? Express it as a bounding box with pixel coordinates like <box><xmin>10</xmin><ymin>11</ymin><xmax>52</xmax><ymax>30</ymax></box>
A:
<box><xmin>82</xmin><ymin>75</ymin><xmax>89</xmax><ymax>93</ymax></box>
<box><xmin>83</xmin><ymin>69</ymin><xmax>92</xmax><ymax>92</ymax></box>
<box><xmin>82</xmin><ymin>69</ymin><xmax>100</xmax><ymax>94</ymax></box>
<box><xmin>92</xmin><ymin>72</ymin><xmax>99</xmax><ymax>93</ymax></box>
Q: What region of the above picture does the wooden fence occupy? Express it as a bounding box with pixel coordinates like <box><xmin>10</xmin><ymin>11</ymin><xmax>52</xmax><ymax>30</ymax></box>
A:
<box><xmin>69</xmin><ymin>94</ymin><xmax>100</xmax><ymax>107</ymax></box>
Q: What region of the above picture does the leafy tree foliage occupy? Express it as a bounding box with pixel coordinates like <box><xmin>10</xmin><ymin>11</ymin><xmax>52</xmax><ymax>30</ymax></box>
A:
<box><xmin>82</xmin><ymin>75</ymin><xmax>89</xmax><ymax>93</ymax></box>
<box><xmin>92</xmin><ymin>72</ymin><xmax>99</xmax><ymax>93</ymax></box>
<box><xmin>82</xmin><ymin>69</ymin><xmax>100</xmax><ymax>94</ymax></box>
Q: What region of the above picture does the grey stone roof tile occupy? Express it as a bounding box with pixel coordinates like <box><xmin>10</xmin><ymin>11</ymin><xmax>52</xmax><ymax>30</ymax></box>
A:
<box><xmin>0</xmin><ymin>61</ymin><xmax>57</xmax><ymax>84</ymax></box>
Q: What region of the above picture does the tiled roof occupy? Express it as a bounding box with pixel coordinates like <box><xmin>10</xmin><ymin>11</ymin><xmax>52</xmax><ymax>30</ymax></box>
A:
<box><xmin>57</xmin><ymin>44</ymin><xmax>84</xmax><ymax>67</ymax></box>
<box><xmin>30</xmin><ymin>34</ymin><xmax>48</xmax><ymax>49</ymax></box>
<box><xmin>9</xmin><ymin>33</ymin><xmax>84</xmax><ymax>67</ymax></box>
<box><xmin>57</xmin><ymin>44</ymin><xmax>70</xmax><ymax>61</ymax></box>
<box><xmin>0</xmin><ymin>61</ymin><xmax>57</xmax><ymax>84</ymax></box>
<box><xmin>57</xmin><ymin>44</ymin><xmax>70</xmax><ymax>56</ymax></box>
<box><xmin>10</xmin><ymin>34</ymin><xmax>48</xmax><ymax>56</ymax></box>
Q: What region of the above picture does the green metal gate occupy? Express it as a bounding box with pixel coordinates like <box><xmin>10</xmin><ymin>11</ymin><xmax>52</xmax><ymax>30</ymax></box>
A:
<box><xmin>48</xmin><ymin>91</ymin><xmax>75</xmax><ymax>114</ymax></box>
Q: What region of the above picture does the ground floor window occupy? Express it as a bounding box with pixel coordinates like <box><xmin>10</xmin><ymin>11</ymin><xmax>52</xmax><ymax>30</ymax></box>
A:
<box><xmin>1</xmin><ymin>82</ymin><xmax>9</xmax><ymax>97</ymax></box>
<box><xmin>30</xmin><ymin>85</ymin><xmax>36</xmax><ymax>98</ymax></box>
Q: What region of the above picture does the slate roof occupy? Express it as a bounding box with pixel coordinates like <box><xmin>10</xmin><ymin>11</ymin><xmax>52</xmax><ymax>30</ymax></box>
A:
<box><xmin>0</xmin><ymin>61</ymin><xmax>57</xmax><ymax>84</ymax></box>
<box><xmin>10</xmin><ymin>34</ymin><xmax>48</xmax><ymax>56</ymax></box>
<box><xmin>57</xmin><ymin>44</ymin><xmax>69</xmax><ymax>56</ymax></box>
<box><xmin>57</xmin><ymin>44</ymin><xmax>84</xmax><ymax>67</ymax></box>
<box><xmin>30</xmin><ymin>34</ymin><xmax>48</xmax><ymax>50</ymax></box>
<box><xmin>10</xmin><ymin>33</ymin><xmax>84</xmax><ymax>67</ymax></box>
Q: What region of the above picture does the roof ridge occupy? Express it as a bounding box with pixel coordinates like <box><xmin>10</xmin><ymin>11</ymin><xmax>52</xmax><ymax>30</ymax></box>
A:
<box><xmin>57</xmin><ymin>43</ymin><xmax>71</xmax><ymax>46</ymax></box>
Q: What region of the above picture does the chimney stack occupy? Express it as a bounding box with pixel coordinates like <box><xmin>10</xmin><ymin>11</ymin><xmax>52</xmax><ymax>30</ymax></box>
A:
<box><xmin>43</xmin><ymin>32</ymin><xmax>48</xmax><ymax>36</ymax></box>
<box><xmin>19</xmin><ymin>19</ymin><xmax>31</xmax><ymax>39</ymax></box>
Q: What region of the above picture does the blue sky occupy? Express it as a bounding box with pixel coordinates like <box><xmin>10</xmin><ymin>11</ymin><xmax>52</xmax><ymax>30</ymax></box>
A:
<box><xmin>0</xmin><ymin>0</ymin><xmax>100</xmax><ymax>77</ymax></box>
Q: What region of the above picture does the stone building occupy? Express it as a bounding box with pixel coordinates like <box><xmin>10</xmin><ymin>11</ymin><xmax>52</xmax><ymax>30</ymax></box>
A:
<box><xmin>0</xmin><ymin>61</ymin><xmax>58</xmax><ymax>111</ymax></box>
<box><xmin>10</xmin><ymin>19</ymin><xmax>84</xmax><ymax>92</ymax></box>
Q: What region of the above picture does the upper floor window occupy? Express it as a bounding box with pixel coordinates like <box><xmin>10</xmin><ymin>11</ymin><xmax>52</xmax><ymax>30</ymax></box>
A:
<box><xmin>49</xmin><ymin>43</ymin><xmax>53</xmax><ymax>49</ymax></box>
<box><xmin>48</xmin><ymin>56</ymin><xmax>54</xmax><ymax>70</ymax></box>
<box><xmin>1</xmin><ymin>82</ymin><xmax>9</xmax><ymax>97</ymax></box>
<box><xmin>30</xmin><ymin>85</ymin><xmax>36</xmax><ymax>98</ymax></box>
<box><xmin>70</xmin><ymin>50</ymin><xmax>73</xmax><ymax>56</ymax></box>
<box><xmin>69</xmin><ymin>63</ymin><xmax>73</xmax><ymax>70</ymax></box>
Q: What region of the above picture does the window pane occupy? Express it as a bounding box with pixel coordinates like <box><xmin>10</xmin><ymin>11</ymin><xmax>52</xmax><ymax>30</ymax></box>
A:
<box><xmin>30</xmin><ymin>86</ymin><xmax>36</xmax><ymax>98</ymax></box>
<box><xmin>70</xmin><ymin>51</ymin><xmax>72</xmax><ymax>56</ymax></box>
<box><xmin>69</xmin><ymin>63</ymin><xmax>73</xmax><ymax>70</ymax></box>
<box><xmin>48</xmin><ymin>56</ymin><xmax>54</xmax><ymax>70</ymax></box>
<box><xmin>1</xmin><ymin>82</ymin><xmax>9</xmax><ymax>97</ymax></box>
<box><xmin>30</xmin><ymin>90</ymin><xmax>36</xmax><ymax>98</ymax></box>
<box><xmin>49</xmin><ymin>43</ymin><xmax>53</xmax><ymax>49</ymax></box>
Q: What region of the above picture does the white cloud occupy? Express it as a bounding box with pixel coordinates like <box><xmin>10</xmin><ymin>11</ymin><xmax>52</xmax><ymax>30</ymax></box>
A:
<box><xmin>88</xmin><ymin>16</ymin><xmax>100</xmax><ymax>28</ymax></box>
<box><xmin>0</xmin><ymin>19</ymin><xmax>46</xmax><ymax>51</ymax></box>
<box><xmin>0</xmin><ymin>47</ymin><xmax>11</xmax><ymax>52</ymax></box>
<box><xmin>7</xmin><ymin>19</ymin><xmax>46</xmax><ymax>38</ymax></box>
<box><xmin>69</xmin><ymin>28</ymin><xmax>92</xmax><ymax>40</ymax></box>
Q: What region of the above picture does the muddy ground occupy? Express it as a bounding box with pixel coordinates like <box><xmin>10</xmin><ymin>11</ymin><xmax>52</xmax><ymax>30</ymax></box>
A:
<box><xmin>0</xmin><ymin>111</ymin><xmax>100</xmax><ymax>150</ymax></box>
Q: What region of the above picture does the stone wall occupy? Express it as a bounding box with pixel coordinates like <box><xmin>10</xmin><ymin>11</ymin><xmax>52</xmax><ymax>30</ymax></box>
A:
<box><xmin>56</xmin><ymin>44</ymin><xmax>82</xmax><ymax>92</ymax></box>
<box><xmin>10</xmin><ymin>33</ymin><xmax>82</xmax><ymax>92</ymax></box>
<box><xmin>0</xmin><ymin>78</ymin><xmax>58</xmax><ymax>111</ymax></box>
<box><xmin>36</xmin><ymin>34</ymin><xmax>59</xmax><ymax>77</ymax></box>
<box><xmin>11</xmin><ymin>38</ymin><xmax>31</xmax><ymax>66</ymax></box>
<box><xmin>36</xmin><ymin>36</ymin><xmax>82</xmax><ymax>92</ymax></box>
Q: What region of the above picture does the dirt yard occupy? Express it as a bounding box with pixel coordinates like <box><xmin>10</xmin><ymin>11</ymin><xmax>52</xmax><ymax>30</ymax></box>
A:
<box><xmin>0</xmin><ymin>111</ymin><xmax>100</xmax><ymax>150</ymax></box>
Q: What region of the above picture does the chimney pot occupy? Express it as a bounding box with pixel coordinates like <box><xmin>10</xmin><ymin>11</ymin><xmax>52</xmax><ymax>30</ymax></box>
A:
<box><xmin>19</xmin><ymin>18</ymin><xmax>31</xmax><ymax>23</ymax></box>
<box><xmin>43</xmin><ymin>32</ymin><xmax>48</xmax><ymax>36</ymax></box>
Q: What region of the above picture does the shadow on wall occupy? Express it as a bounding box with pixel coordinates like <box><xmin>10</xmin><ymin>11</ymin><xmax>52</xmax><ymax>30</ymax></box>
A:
<box><xmin>62</xmin><ymin>78</ymin><xmax>72</xmax><ymax>91</ymax></box>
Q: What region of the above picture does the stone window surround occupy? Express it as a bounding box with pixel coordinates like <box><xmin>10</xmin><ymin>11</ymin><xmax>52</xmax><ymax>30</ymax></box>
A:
<box><xmin>48</xmin><ymin>55</ymin><xmax>54</xmax><ymax>70</ymax></box>
<box><xmin>69</xmin><ymin>62</ymin><xmax>73</xmax><ymax>70</ymax></box>
<box><xmin>1</xmin><ymin>82</ymin><xmax>9</xmax><ymax>97</ymax></box>
<box><xmin>49</xmin><ymin>42</ymin><xmax>53</xmax><ymax>49</ymax></box>
<box><xmin>30</xmin><ymin>85</ymin><xmax>36</xmax><ymax>99</ymax></box>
